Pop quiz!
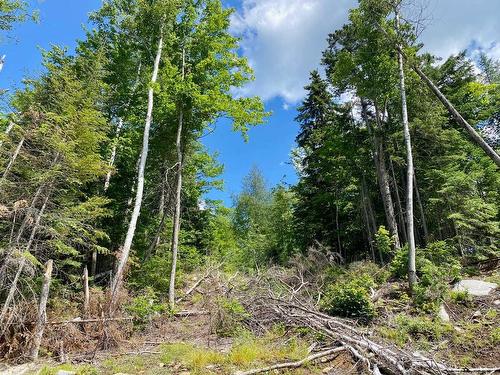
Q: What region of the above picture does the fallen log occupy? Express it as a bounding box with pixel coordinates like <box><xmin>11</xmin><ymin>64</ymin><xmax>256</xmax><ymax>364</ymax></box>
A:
<box><xmin>251</xmin><ymin>298</ymin><xmax>500</xmax><ymax>375</ymax></box>
<box><xmin>234</xmin><ymin>346</ymin><xmax>347</xmax><ymax>375</ymax></box>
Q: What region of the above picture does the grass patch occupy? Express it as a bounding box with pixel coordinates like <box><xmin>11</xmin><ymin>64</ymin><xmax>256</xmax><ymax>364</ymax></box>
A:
<box><xmin>159</xmin><ymin>331</ymin><xmax>310</xmax><ymax>373</ymax></box>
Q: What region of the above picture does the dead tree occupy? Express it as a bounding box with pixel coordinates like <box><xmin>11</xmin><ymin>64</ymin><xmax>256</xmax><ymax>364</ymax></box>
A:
<box><xmin>30</xmin><ymin>260</ymin><xmax>53</xmax><ymax>360</ymax></box>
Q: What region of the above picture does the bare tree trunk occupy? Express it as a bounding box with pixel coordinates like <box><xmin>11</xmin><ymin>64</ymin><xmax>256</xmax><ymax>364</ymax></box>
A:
<box><xmin>413</xmin><ymin>174</ymin><xmax>429</xmax><ymax>243</ymax></box>
<box><xmin>335</xmin><ymin>204</ymin><xmax>343</xmax><ymax>259</ymax></box>
<box><xmin>1</xmin><ymin>136</ymin><xmax>24</xmax><ymax>181</ymax></box>
<box><xmin>362</xmin><ymin>176</ymin><xmax>380</xmax><ymax>262</ymax></box>
<box><xmin>169</xmin><ymin>109</ymin><xmax>184</xmax><ymax>308</ymax></box>
<box><xmin>110</xmin><ymin>32</ymin><xmax>164</xmax><ymax>308</ymax></box>
<box><xmin>363</xmin><ymin>100</ymin><xmax>401</xmax><ymax>249</ymax></box>
<box><xmin>168</xmin><ymin>47</ymin><xmax>186</xmax><ymax>308</ymax></box>
<box><xmin>103</xmin><ymin>119</ymin><xmax>124</xmax><ymax>192</ymax></box>
<box><xmin>30</xmin><ymin>259</ymin><xmax>53</xmax><ymax>360</ymax></box>
<box><xmin>395</xmin><ymin>7</ymin><xmax>417</xmax><ymax>291</ymax></box>
<box><xmin>361</xmin><ymin>185</ymin><xmax>376</xmax><ymax>262</ymax></box>
<box><xmin>0</xmin><ymin>121</ymin><xmax>14</xmax><ymax>150</ymax></box>
<box><xmin>389</xmin><ymin>157</ymin><xmax>407</xmax><ymax>244</ymax></box>
<box><xmin>83</xmin><ymin>266</ymin><xmax>90</xmax><ymax>316</ymax></box>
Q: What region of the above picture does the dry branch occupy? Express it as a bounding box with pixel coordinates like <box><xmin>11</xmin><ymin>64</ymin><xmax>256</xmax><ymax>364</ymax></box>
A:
<box><xmin>233</xmin><ymin>346</ymin><xmax>347</xmax><ymax>375</ymax></box>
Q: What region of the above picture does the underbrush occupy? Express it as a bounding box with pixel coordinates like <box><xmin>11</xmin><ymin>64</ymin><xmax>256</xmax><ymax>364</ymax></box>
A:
<box><xmin>320</xmin><ymin>261</ymin><xmax>387</xmax><ymax>323</ymax></box>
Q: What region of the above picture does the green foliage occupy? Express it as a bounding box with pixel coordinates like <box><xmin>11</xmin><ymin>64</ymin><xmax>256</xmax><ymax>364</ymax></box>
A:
<box><xmin>380</xmin><ymin>314</ymin><xmax>453</xmax><ymax>347</ymax></box>
<box><xmin>374</xmin><ymin>226</ymin><xmax>393</xmax><ymax>260</ymax></box>
<box><xmin>390</xmin><ymin>241</ymin><xmax>461</xmax><ymax>310</ymax></box>
<box><xmin>125</xmin><ymin>287</ymin><xmax>167</xmax><ymax>323</ymax></box>
<box><xmin>0</xmin><ymin>0</ymin><xmax>37</xmax><ymax>31</ymax></box>
<box><xmin>448</xmin><ymin>290</ymin><xmax>472</xmax><ymax>305</ymax></box>
<box><xmin>320</xmin><ymin>273</ymin><xmax>376</xmax><ymax>322</ymax></box>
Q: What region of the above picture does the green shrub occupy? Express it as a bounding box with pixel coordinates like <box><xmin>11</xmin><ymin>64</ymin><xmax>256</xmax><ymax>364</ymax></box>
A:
<box><xmin>375</xmin><ymin>226</ymin><xmax>394</xmax><ymax>260</ymax></box>
<box><xmin>381</xmin><ymin>314</ymin><xmax>453</xmax><ymax>346</ymax></box>
<box><xmin>390</xmin><ymin>241</ymin><xmax>462</xmax><ymax>311</ymax></box>
<box><xmin>448</xmin><ymin>290</ymin><xmax>472</xmax><ymax>305</ymax></box>
<box><xmin>125</xmin><ymin>287</ymin><xmax>167</xmax><ymax>323</ymax></box>
<box><xmin>214</xmin><ymin>297</ymin><xmax>250</xmax><ymax>337</ymax></box>
<box><xmin>349</xmin><ymin>261</ymin><xmax>390</xmax><ymax>284</ymax></box>
<box><xmin>320</xmin><ymin>274</ymin><xmax>375</xmax><ymax>323</ymax></box>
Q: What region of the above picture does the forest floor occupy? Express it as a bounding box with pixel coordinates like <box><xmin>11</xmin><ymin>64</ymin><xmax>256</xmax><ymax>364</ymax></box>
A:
<box><xmin>1</xmin><ymin>266</ymin><xmax>499</xmax><ymax>375</ymax></box>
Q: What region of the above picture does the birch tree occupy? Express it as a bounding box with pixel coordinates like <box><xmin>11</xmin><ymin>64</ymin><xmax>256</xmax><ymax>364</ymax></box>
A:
<box><xmin>166</xmin><ymin>0</ymin><xmax>266</xmax><ymax>307</ymax></box>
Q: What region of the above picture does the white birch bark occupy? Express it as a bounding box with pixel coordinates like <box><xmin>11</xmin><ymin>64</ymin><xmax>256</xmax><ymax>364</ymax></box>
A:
<box><xmin>169</xmin><ymin>47</ymin><xmax>186</xmax><ymax>308</ymax></box>
<box><xmin>1</xmin><ymin>136</ymin><xmax>25</xmax><ymax>181</ymax></box>
<box><xmin>110</xmin><ymin>32</ymin><xmax>164</xmax><ymax>307</ymax></box>
<box><xmin>395</xmin><ymin>7</ymin><xmax>417</xmax><ymax>290</ymax></box>
<box><xmin>103</xmin><ymin>119</ymin><xmax>124</xmax><ymax>192</ymax></box>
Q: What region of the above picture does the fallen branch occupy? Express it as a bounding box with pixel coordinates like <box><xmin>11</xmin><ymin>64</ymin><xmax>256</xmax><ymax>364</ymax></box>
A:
<box><xmin>39</xmin><ymin>310</ymin><xmax>209</xmax><ymax>325</ymax></box>
<box><xmin>176</xmin><ymin>272</ymin><xmax>211</xmax><ymax>303</ymax></box>
<box><xmin>233</xmin><ymin>346</ymin><xmax>346</xmax><ymax>375</ymax></box>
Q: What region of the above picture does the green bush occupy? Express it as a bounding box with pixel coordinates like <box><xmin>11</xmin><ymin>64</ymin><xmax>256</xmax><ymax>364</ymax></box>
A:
<box><xmin>395</xmin><ymin>314</ymin><xmax>453</xmax><ymax>341</ymax></box>
<box><xmin>320</xmin><ymin>274</ymin><xmax>375</xmax><ymax>323</ymax></box>
<box><xmin>390</xmin><ymin>241</ymin><xmax>462</xmax><ymax>311</ymax></box>
<box><xmin>125</xmin><ymin>287</ymin><xmax>167</xmax><ymax>323</ymax></box>
<box><xmin>375</xmin><ymin>226</ymin><xmax>394</xmax><ymax>260</ymax></box>
<box><xmin>214</xmin><ymin>297</ymin><xmax>250</xmax><ymax>337</ymax></box>
<box><xmin>448</xmin><ymin>290</ymin><xmax>472</xmax><ymax>305</ymax></box>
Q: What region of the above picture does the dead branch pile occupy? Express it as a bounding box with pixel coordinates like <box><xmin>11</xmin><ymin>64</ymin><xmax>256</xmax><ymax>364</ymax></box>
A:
<box><xmin>231</xmin><ymin>254</ymin><xmax>499</xmax><ymax>375</ymax></box>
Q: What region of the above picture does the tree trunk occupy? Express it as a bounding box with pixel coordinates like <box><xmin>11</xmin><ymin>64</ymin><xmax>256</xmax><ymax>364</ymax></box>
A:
<box><xmin>376</xmin><ymin>142</ymin><xmax>401</xmax><ymax>248</ymax></box>
<box><xmin>110</xmin><ymin>32</ymin><xmax>164</xmax><ymax>308</ymax></box>
<box><xmin>83</xmin><ymin>266</ymin><xmax>90</xmax><ymax>316</ymax></box>
<box><xmin>1</xmin><ymin>136</ymin><xmax>25</xmax><ymax>181</ymax></box>
<box><xmin>145</xmin><ymin>169</ymin><xmax>169</xmax><ymax>260</ymax></box>
<box><xmin>362</xmin><ymin>176</ymin><xmax>380</xmax><ymax>263</ymax></box>
<box><xmin>363</xmin><ymin>99</ymin><xmax>401</xmax><ymax>249</ymax></box>
<box><xmin>389</xmin><ymin>157</ymin><xmax>407</xmax><ymax>244</ymax></box>
<box><xmin>103</xmin><ymin>119</ymin><xmax>124</xmax><ymax>192</ymax></box>
<box><xmin>395</xmin><ymin>7</ymin><xmax>417</xmax><ymax>291</ymax></box>
<box><xmin>30</xmin><ymin>259</ymin><xmax>53</xmax><ymax>360</ymax></box>
<box><xmin>413</xmin><ymin>174</ymin><xmax>429</xmax><ymax>243</ymax></box>
<box><xmin>168</xmin><ymin>47</ymin><xmax>186</xmax><ymax>308</ymax></box>
<box><xmin>335</xmin><ymin>201</ymin><xmax>343</xmax><ymax>259</ymax></box>
<box><xmin>169</xmin><ymin>108</ymin><xmax>184</xmax><ymax>308</ymax></box>
<box><xmin>361</xmin><ymin>184</ymin><xmax>376</xmax><ymax>262</ymax></box>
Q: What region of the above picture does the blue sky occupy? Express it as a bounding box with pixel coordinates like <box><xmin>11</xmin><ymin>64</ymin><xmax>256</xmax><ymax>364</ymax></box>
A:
<box><xmin>1</xmin><ymin>0</ymin><xmax>499</xmax><ymax>206</ymax></box>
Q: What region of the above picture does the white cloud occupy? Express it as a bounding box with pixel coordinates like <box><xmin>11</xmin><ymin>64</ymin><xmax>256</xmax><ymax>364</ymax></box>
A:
<box><xmin>231</xmin><ymin>0</ymin><xmax>355</xmax><ymax>104</ymax></box>
<box><xmin>232</xmin><ymin>0</ymin><xmax>500</xmax><ymax>104</ymax></box>
<box><xmin>417</xmin><ymin>0</ymin><xmax>500</xmax><ymax>61</ymax></box>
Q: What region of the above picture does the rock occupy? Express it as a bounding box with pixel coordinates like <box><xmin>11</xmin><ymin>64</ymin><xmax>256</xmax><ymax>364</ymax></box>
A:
<box><xmin>494</xmin><ymin>300</ymin><xmax>500</xmax><ymax>306</ymax></box>
<box><xmin>472</xmin><ymin>310</ymin><xmax>482</xmax><ymax>318</ymax></box>
<box><xmin>453</xmin><ymin>279</ymin><xmax>497</xmax><ymax>296</ymax></box>
<box><xmin>438</xmin><ymin>304</ymin><xmax>450</xmax><ymax>322</ymax></box>
<box><xmin>158</xmin><ymin>362</ymin><xmax>166</xmax><ymax>368</ymax></box>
